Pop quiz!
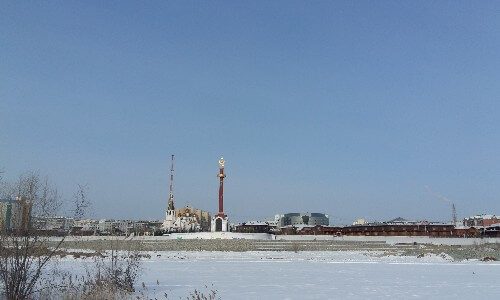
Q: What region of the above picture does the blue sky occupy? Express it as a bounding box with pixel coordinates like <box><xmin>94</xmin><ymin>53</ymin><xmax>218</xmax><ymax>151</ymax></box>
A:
<box><xmin>1</xmin><ymin>1</ymin><xmax>500</xmax><ymax>224</ymax></box>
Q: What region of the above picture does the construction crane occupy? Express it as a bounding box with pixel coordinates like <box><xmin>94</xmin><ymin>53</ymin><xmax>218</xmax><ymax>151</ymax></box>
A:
<box><xmin>425</xmin><ymin>186</ymin><xmax>458</xmax><ymax>225</ymax></box>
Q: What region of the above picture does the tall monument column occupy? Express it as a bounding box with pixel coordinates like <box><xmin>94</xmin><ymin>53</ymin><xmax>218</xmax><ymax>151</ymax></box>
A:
<box><xmin>211</xmin><ymin>157</ymin><xmax>229</xmax><ymax>232</ymax></box>
<box><xmin>217</xmin><ymin>157</ymin><xmax>226</xmax><ymax>217</ymax></box>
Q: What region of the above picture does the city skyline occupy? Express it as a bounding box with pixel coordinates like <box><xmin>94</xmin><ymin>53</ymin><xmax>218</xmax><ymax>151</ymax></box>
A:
<box><xmin>2</xmin><ymin>1</ymin><xmax>500</xmax><ymax>223</ymax></box>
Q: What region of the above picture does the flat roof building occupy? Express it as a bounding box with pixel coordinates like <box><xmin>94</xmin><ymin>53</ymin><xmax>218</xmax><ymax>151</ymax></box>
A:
<box><xmin>276</xmin><ymin>212</ymin><xmax>329</xmax><ymax>227</ymax></box>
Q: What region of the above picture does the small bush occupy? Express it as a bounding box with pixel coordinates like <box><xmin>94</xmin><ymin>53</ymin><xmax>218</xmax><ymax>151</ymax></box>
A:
<box><xmin>186</xmin><ymin>285</ymin><xmax>219</xmax><ymax>300</ymax></box>
<box><xmin>481</xmin><ymin>256</ymin><xmax>497</xmax><ymax>262</ymax></box>
<box><xmin>291</xmin><ymin>242</ymin><xmax>301</xmax><ymax>253</ymax></box>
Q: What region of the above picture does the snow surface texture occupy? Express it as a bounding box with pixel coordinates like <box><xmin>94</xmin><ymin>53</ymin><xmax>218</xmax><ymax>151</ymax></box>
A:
<box><xmin>60</xmin><ymin>251</ymin><xmax>500</xmax><ymax>299</ymax></box>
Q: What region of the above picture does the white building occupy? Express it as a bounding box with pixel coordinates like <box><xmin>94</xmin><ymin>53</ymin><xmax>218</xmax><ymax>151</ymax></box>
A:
<box><xmin>74</xmin><ymin>219</ymin><xmax>98</xmax><ymax>232</ymax></box>
<box><xmin>98</xmin><ymin>219</ymin><xmax>114</xmax><ymax>233</ymax></box>
<box><xmin>114</xmin><ymin>220</ymin><xmax>131</xmax><ymax>234</ymax></box>
<box><xmin>352</xmin><ymin>218</ymin><xmax>367</xmax><ymax>226</ymax></box>
<box><xmin>33</xmin><ymin>216</ymin><xmax>74</xmax><ymax>231</ymax></box>
<box><xmin>96</xmin><ymin>219</ymin><xmax>132</xmax><ymax>235</ymax></box>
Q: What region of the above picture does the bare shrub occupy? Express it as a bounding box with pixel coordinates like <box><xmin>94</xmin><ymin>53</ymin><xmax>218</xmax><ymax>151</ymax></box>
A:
<box><xmin>59</xmin><ymin>239</ymin><xmax>142</xmax><ymax>299</ymax></box>
<box><xmin>94</xmin><ymin>247</ymin><xmax>141</xmax><ymax>293</ymax></box>
<box><xmin>291</xmin><ymin>242</ymin><xmax>301</xmax><ymax>253</ymax></box>
<box><xmin>1</xmin><ymin>172</ymin><xmax>143</xmax><ymax>299</ymax></box>
<box><xmin>0</xmin><ymin>171</ymin><xmax>90</xmax><ymax>300</ymax></box>
<box><xmin>185</xmin><ymin>284</ymin><xmax>220</xmax><ymax>300</ymax></box>
<box><xmin>481</xmin><ymin>256</ymin><xmax>497</xmax><ymax>262</ymax></box>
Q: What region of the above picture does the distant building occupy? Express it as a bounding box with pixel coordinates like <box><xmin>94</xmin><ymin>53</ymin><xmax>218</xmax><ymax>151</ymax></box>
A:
<box><xmin>73</xmin><ymin>219</ymin><xmax>99</xmax><ymax>234</ymax></box>
<box><xmin>352</xmin><ymin>218</ymin><xmax>367</xmax><ymax>226</ymax></box>
<box><xmin>386</xmin><ymin>217</ymin><xmax>410</xmax><ymax>224</ymax></box>
<box><xmin>276</xmin><ymin>213</ymin><xmax>329</xmax><ymax>227</ymax></box>
<box><xmin>96</xmin><ymin>219</ymin><xmax>132</xmax><ymax>235</ymax></box>
<box><xmin>0</xmin><ymin>197</ymin><xmax>32</xmax><ymax>232</ymax></box>
<box><xmin>0</xmin><ymin>199</ymin><xmax>15</xmax><ymax>231</ymax></box>
<box><xmin>32</xmin><ymin>216</ymin><xmax>74</xmax><ymax>232</ymax></box>
<box><xmin>463</xmin><ymin>214</ymin><xmax>500</xmax><ymax>227</ymax></box>
<box><xmin>359</xmin><ymin>217</ymin><xmax>434</xmax><ymax>226</ymax></box>
<box><xmin>161</xmin><ymin>156</ymin><xmax>211</xmax><ymax>233</ymax></box>
<box><xmin>71</xmin><ymin>219</ymin><xmax>162</xmax><ymax>236</ymax></box>
<box><xmin>175</xmin><ymin>205</ymin><xmax>211</xmax><ymax>231</ymax></box>
<box><xmin>235</xmin><ymin>221</ymin><xmax>272</xmax><ymax>233</ymax></box>
<box><xmin>483</xmin><ymin>224</ymin><xmax>500</xmax><ymax>237</ymax></box>
<box><xmin>163</xmin><ymin>205</ymin><xmax>211</xmax><ymax>233</ymax></box>
<box><xmin>114</xmin><ymin>220</ymin><xmax>131</xmax><ymax>234</ymax></box>
<box><xmin>97</xmin><ymin>219</ymin><xmax>114</xmax><ymax>234</ymax></box>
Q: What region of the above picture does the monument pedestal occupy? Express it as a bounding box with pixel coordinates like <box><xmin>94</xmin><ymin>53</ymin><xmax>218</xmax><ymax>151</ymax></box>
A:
<box><xmin>211</xmin><ymin>215</ymin><xmax>229</xmax><ymax>232</ymax></box>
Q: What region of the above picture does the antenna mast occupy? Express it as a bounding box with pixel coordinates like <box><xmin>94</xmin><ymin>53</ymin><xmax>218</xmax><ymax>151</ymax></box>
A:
<box><xmin>167</xmin><ymin>154</ymin><xmax>175</xmax><ymax>210</ymax></box>
<box><xmin>452</xmin><ymin>203</ymin><xmax>457</xmax><ymax>224</ymax></box>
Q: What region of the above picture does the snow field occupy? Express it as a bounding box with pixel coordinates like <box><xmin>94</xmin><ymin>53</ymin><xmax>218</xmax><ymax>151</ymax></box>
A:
<box><xmin>52</xmin><ymin>250</ymin><xmax>500</xmax><ymax>299</ymax></box>
<box><xmin>126</xmin><ymin>251</ymin><xmax>500</xmax><ymax>299</ymax></box>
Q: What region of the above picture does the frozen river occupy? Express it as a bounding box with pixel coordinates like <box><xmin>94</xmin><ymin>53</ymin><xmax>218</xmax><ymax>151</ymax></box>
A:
<box><xmin>132</xmin><ymin>251</ymin><xmax>500</xmax><ymax>299</ymax></box>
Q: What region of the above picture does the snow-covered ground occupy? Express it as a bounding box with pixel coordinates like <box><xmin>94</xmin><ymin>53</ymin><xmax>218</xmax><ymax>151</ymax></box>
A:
<box><xmin>60</xmin><ymin>251</ymin><xmax>500</xmax><ymax>299</ymax></box>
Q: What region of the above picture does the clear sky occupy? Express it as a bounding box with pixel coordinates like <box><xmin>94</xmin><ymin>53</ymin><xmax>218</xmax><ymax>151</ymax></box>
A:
<box><xmin>1</xmin><ymin>1</ymin><xmax>500</xmax><ymax>224</ymax></box>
